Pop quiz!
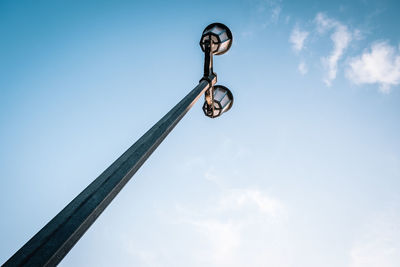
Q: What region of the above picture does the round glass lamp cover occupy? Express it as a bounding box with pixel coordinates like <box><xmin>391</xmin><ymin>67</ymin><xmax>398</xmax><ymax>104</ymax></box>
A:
<box><xmin>200</xmin><ymin>23</ymin><xmax>233</xmax><ymax>55</ymax></box>
<box><xmin>203</xmin><ymin>85</ymin><xmax>234</xmax><ymax>118</ymax></box>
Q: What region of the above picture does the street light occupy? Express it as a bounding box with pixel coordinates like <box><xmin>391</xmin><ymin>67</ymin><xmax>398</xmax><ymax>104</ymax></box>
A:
<box><xmin>200</xmin><ymin>22</ymin><xmax>234</xmax><ymax>118</ymax></box>
<box><xmin>4</xmin><ymin>23</ymin><xmax>234</xmax><ymax>267</ymax></box>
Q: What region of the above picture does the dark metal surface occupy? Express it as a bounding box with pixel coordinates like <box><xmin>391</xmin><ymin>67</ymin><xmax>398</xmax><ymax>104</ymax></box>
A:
<box><xmin>202</xmin><ymin>39</ymin><xmax>216</xmax><ymax>118</ymax></box>
<box><xmin>203</xmin><ymin>39</ymin><xmax>214</xmax><ymax>78</ymax></box>
<box><xmin>3</xmin><ymin>78</ymin><xmax>214</xmax><ymax>267</ymax></box>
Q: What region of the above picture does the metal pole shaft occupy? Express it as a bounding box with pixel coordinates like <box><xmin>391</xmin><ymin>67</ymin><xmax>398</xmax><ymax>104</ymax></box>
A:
<box><xmin>4</xmin><ymin>78</ymin><xmax>214</xmax><ymax>267</ymax></box>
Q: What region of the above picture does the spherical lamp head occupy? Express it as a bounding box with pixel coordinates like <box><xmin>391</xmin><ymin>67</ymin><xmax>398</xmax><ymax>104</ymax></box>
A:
<box><xmin>203</xmin><ymin>85</ymin><xmax>234</xmax><ymax>118</ymax></box>
<box><xmin>200</xmin><ymin>23</ymin><xmax>233</xmax><ymax>55</ymax></box>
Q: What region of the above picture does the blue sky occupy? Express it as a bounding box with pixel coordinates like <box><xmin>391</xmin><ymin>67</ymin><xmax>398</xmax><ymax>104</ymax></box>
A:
<box><xmin>1</xmin><ymin>0</ymin><xmax>400</xmax><ymax>266</ymax></box>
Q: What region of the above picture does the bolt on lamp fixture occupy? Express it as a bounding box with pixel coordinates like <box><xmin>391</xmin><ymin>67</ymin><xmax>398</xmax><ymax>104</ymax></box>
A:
<box><xmin>200</xmin><ymin>23</ymin><xmax>234</xmax><ymax>118</ymax></box>
<box><xmin>4</xmin><ymin>23</ymin><xmax>234</xmax><ymax>267</ymax></box>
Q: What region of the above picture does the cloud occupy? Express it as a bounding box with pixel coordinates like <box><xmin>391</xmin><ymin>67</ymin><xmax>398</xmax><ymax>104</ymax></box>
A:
<box><xmin>119</xmin><ymin>135</ymin><xmax>289</xmax><ymax>267</ymax></box>
<box><xmin>217</xmin><ymin>189</ymin><xmax>285</xmax><ymax>219</ymax></box>
<box><xmin>346</xmin><ymin>41</ymin><xmax>400</xmax><ymax>93</ymax></box>
<box><xmin>271</xmin><ymin>6</ymin><xmax>281</xmax><ymax>23</ymax></box>
<box><xmin>315</xmin><ymin>12</ymin><xmax>336</xmax><ymax>33</ymax></box>
<box><xmin>290</xmin><ymin>26</ymin><xmax>309</xmax><ymax>52</ymax></box>
<box><xmin>298</xmin><ymin>62</ymin><xmax>308</xmax><ymax>75</ymax></box>
<box><xmin>349</xmin><ymin>208</ymin><xmax>400</xmax><ymax>267</ymax></box>
<box><xmin>257</xmin><ymin>0</ymin><xmax>282</xmax><ymax>25</ymax></box>
<box><xmin>175</xmin><ymin>186</ymin><xmax>288</xmax><ymax>267</ymax></box>
<box><xmin>315</xmin><ymin>13</ymin><xmax>352</xmax><ymax>86</ymax></box>
<box><xmin>322</xmin><ymin>25</ymin><xmax>352</xmax><ymax>85</ymax></box>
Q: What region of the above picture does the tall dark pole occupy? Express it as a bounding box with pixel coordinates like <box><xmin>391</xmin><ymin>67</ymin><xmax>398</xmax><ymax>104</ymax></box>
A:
<box><xmin>3</xmin><ymin>76</ymin><xmax>216</xmax><ymax>267</ymax></box>
<box><xmin>4</xmin><ymin>22</ymin><xmax>233</xmax><ymax>266</ymax></box>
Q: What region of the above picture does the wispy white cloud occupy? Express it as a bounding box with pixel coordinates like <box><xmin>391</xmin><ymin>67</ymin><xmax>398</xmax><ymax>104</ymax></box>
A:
<box><xmin>256</xmin><ymin>0</ymin><xmax>283</xmax><ymax>25</ymax></box>
<box><xmin>323</xmin><ymin>25</ymin><xmax>352</xmax><ymax>86</ymax></box>
<box><xmin>271</xmin><ymin>5</ymin><xmax>282</xmax><ymax>23</ymax></box>
<box><xmin>289</xmin><ymin>11</ymin><xmax>400</xmax><ymax>92</ymax></box>
<box><xmin>346</xmin><ymin>41</ymin><xmax>400</xmax><ymax>93</ymax></box>
<box><xmin>120</xmin><ymin>135</ymin><xmax>290</xmax><ymax>267</ymax></box>
<box><xmin>290</xmin><ymin>26</ymin><xmax>309</xmax><ymax>52</ymax></box>
<box><xmin>353</xmin><ymin>29</ymin><xmax>363</xmax><ymax>41</ymax></box>
<box><xmin>217</xmin><ymin>189</ymin><xmax>285</xmax><ymax>219</ymax></box>
<box><xmin>315</xmin><ymin>13</ymin><xmax>352</xmax><ymax>86</ymax></box>
<box><xmin>298</xmin><ymin>61</ymin><xmax>308</xmax><ymax>75</ymax></box>
<box><xmin>175</xmin><ymin>183</ymin><xmax>288</xmax><ymax>266</ymax></box>
<box><xmin>315</xmin><ymin>12</ymin><xmax>337</xmax><ymax>33</ymax></box>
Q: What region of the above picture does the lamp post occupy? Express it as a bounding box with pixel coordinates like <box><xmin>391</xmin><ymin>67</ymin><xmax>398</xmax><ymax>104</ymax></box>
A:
<box><xmin>4</xmin><ymin>22</ymin><xmax>234</xmax><ymax>266</ymax></box>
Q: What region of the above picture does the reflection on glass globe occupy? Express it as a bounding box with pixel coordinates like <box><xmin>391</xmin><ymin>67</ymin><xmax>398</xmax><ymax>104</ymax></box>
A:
<box><xmin>203</xmin><ymin>85</ymin><xmax>234</xmax><ymax>118</ymax></box>
<box><xmin>200</xmin><ymin>23</ymin><xmax>233</xmax><ymax>55</ymax></box>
